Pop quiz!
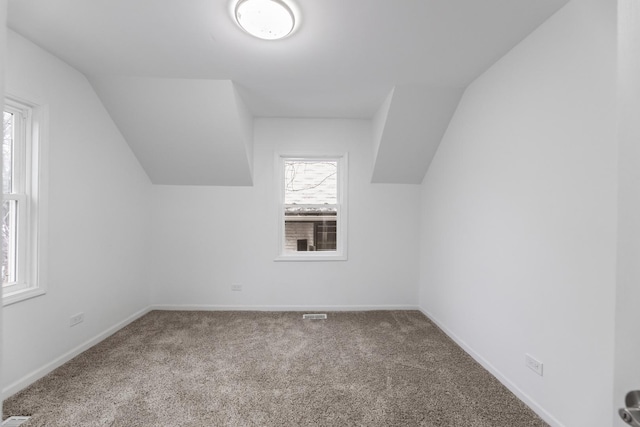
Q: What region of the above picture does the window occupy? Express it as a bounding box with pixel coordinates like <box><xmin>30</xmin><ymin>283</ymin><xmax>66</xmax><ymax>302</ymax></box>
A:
<box><xmin>2</xmin><ymin>96</ymin><xmax>47</xmax><ymax>305</ymax></box>
<box><xmin>276</xmin><ymin>154</ymin><xmax>347</xmax><ymax>261</ymax></box>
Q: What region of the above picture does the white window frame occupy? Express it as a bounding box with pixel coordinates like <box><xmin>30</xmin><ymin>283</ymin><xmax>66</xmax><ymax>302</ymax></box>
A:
<box><xmin>275</xmin><ymin>152</ymin><xmax>348</xmax><ymax>262</ymax></box>
<box><xmin>2</xmin><ymin>95</ymin><xmax>48</xmax><ymax>306</ymax></box>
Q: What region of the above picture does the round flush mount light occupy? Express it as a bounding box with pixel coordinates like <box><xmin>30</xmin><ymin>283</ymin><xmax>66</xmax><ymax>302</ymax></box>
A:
<box><xmin>234</xmin><ymin>0</ymin><xmax>296</xmax><ymax>40</ymax></box>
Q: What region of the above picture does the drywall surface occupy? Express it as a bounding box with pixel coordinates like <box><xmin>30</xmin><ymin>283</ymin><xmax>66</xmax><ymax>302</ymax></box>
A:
<box><xmin>418</xmin><ymin>0</ymin><xmax>617</xmax><ymax>426</ymax></box>
<box><xmin>371</xmin><ymin>85</ymin><xmax>464</xmax><ymax>184</ymax></box>
<box><xmin>614</xmin><ymin>0</ymin><xmax>640</xmax><ymax>425</ymax></box>
<box><xmin>151</xmin><ymin>118</ymin><xmax>420</xmax><ymax>309</ymax></box>
<box><xmin>2</xmin><ymin>31</ymin><xmax>151</xmax><ymax>393</ymax></box>
<box><xmin>89</xmin><ymin>77</ymin><xmax>254</xmax><ymax>186</ymax></box>
<box><xmin>0</xmin><ymin>0</ymin><xmax>7</xmax><ymax>415</ymax></box>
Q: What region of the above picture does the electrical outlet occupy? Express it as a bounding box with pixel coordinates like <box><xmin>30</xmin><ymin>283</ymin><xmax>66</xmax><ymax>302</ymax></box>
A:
<box><xmin>525</xmin><ymin>354</ymin><xmax>543</xmax><ymax>376</ymax></box>
<box><xmin>231</xmin><ymin>284</ymin><xmax>242</xmax><ymax>292</ymax></box>
<box><xmin>70</xmin><ymin>312</ymin><xmax>84</xmax><ymax>327</ymax></box>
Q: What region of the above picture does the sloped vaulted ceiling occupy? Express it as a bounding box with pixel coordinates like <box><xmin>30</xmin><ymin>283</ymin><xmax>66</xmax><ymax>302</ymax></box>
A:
<box><xmin>7</xmin><ymin>0</ymin><xmax>572</xmax><ymax>185</ymax></box>
<box><xmin>372</xmin><ymin>85</ymin><xmax>465</xmax><ymax>184</ymax></box>
<box><xmin>91</xmin><ymin>77</ymin><xmax>253</xmax><ymax>186</ymax></box>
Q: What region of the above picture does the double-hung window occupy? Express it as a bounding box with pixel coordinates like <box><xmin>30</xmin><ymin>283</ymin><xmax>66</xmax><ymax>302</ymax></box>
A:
<box><xmin>2</xmin><ymin>96</ymin><xmax>46</xmax><ymax>305</ymax></box>
<box><xmin>276</xmin><ymin>154</ymin><xmax>347</xmax><ymax>261</ymax></box>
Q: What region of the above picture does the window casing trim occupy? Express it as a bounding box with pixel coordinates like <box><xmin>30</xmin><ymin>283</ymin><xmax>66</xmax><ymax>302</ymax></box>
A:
<box><xmin>2</xmin><ymin>94</ymin><xmax>48</xmax><ymax>306</ymax></box>
<box><xmin>275</xmin><ymin>152</ymin><xmax>348</xmax><ymax>261</ymax></box>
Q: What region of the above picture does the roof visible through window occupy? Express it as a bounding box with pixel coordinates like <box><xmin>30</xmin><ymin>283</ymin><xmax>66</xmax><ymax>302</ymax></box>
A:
<box><xmin>284</xmin><ymin>161</ymin><xmax>337</xmax><ymax>205</ymax></box>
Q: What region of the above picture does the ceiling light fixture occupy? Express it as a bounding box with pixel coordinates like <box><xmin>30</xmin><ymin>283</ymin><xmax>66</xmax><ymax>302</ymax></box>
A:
<box><xmin>234</xmin><ymin>0</ymin><xmax>296</xmax><ymax>40</ymax></box>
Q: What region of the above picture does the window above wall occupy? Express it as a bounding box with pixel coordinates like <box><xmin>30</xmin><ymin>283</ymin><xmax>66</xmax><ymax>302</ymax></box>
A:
<box><xmin>276</xmin><ymin>154</ymin><xmax>347</xmax><ymax>261</ymax></box>
<box><xmin>2</xmin><ymin>96</ymin><xmax>48</xmax><ymax>306</ymax></box>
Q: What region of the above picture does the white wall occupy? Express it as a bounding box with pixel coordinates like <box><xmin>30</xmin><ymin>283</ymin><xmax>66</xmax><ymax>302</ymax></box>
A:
<box><xmin>1</xmin><ymin>2</ymin><xmax>627</xmax><ymax>425</ymax></box>
<box><xmin>2</xmin><ymin>31</ymin><xmax>152</xmax><ymax>395</ymax></box>
<box><xmin>614</xmin><ymin>0</ymin><xmax>640</xmax><ymax>424</ymax></box>
<box><xmin>0</xmin><ymin>0</ymin><xmax>7</xmax><ymax>415</ymax></box>
<box><xmin>150</xmin><ymin>118</ymin><xmax>420</xmax><ymax>309</ymax></box>
<box><xmin>418</xmin><ymin>0</ymin><xmax>617</xmax><ymax>426</ymax></box>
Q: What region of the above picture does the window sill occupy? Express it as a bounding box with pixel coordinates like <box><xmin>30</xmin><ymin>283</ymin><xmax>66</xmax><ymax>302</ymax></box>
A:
<box><xmin>275</xmin><ymin>253</ymin><xmax>347</xmax><ymax>262</ymax></box>
<box><xmin>3</xmin><ymin>287</ymin><xmax>46</xmax><ymax>307</ymax></box>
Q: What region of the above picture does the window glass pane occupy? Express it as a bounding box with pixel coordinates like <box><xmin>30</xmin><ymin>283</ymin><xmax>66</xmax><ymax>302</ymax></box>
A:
<box><xmin>3</xmin><ymin>111</ymin><xmax>14</xmax><ymax>194</ymax></box>
<box><xmin>284</xmin><ymin>214</ymin><xmax>337</xmax><ymax>252</ymax></box>
<box><xmin>314</xmin><ymin>219</ymin><xmax>337</xmax><ymax>251</ymax></box>
<box><xmin>2</xmin><ymin>200</ymin><xmax>18</xmax><ymax>285</ymax></box>
<box><xmin>284</xmin><ymin>160</ymin><xmax>337</xmax><ymax>205</ymax></box>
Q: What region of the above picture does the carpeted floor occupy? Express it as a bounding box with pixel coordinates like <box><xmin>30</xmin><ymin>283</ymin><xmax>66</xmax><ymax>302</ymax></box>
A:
<box><xmin>3</xmin><ymin>311</ymin><xmax>548</xmax><ymax>426</ymax></box>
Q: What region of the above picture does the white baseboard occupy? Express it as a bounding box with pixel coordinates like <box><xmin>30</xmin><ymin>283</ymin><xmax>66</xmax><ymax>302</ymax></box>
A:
<box><xmin>150</xmin><ymin>304</ymin><xmax>419</xmax><ymax>312</ymax></box>
<box><xmin>418</xmin><ymin>307</ymin><xmax>565</xmax><ymax>427</ymax></box>
<box><xmin>2</xmin><ymin>306</ymin><xmax>152</xmax><ymax>400</ymax></box>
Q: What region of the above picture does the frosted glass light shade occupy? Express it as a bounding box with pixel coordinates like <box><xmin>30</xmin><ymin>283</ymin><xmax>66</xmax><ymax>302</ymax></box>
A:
<box><xmin>235</xmin><ymin>0</ymin><xmax>295</xmax><ymax>40</ymax></box>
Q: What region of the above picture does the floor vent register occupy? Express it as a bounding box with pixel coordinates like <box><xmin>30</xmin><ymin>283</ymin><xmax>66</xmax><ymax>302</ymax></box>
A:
<box><xmin>303</xmin><ymin>313</ymin><xmax>327</xmax><ymax>320</ymax></box>
<box><xmin>2</xmin><ymin>417</ymin><xmax>31</xmax><ymax>427</ymax></box>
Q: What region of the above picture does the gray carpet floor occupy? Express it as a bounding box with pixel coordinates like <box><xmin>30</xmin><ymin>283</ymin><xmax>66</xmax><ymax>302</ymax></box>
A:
<box><xmin>3</xmin><ymin>310</ymin><xmax>548</xmax><ymax>426</ymax></box>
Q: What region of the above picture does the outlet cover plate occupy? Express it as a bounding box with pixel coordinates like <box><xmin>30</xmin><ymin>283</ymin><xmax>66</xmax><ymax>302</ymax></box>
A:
<box><xmin>70</xmin><ymin>312</ymin><xmax>84</xmax><ymax>327</ymax></box>
<box><xmin>525</xmin><ymin>354</ymin><xmax>543</xmax><ymax>376</ymax></box>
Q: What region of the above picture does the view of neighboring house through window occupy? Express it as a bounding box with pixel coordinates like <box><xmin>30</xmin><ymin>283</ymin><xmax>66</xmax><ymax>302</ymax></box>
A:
<box><xmin>278</xmin><ymin>155</ymin><xmax>347</xmax><ymax>260</ymax></box>
<box><xmin>2</xmin><ymin>97</ymin><xmax>46</xmax><ymax>305</ymax></box>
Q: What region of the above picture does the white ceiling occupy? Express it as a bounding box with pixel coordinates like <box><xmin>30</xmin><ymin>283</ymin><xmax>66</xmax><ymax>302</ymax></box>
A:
<box><xmin>372</xmin><ymin>85</ymin><xmax>465</xmax><ymax>184</ymax></box>
<box><xmin>7</xmin><ymin>0</ymin><xmax>571</xmax><ymax>184</ymax></box>
<box><xmin>90</xmin><ymin>78</ymin><xmax>253</xmax><ymax>185</ymax></box>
